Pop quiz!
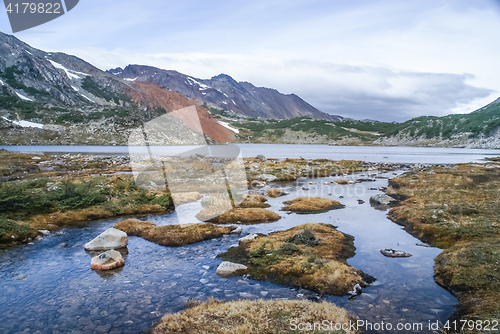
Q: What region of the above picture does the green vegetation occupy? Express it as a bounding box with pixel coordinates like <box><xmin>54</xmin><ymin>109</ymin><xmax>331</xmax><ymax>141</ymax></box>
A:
<box><xmin>0</xmin><ymin>176</ymin><xmax>170</xmax><ymax>220</ymax></box>
<box><xmin>382</xmin><ymin>100</ymin><xmax>500</xmax><ymax>139</ymax></box>
<box><xmin>0</xmin><ymin>66</ymin><xmax>49</xmax><ymax>97</ymax></box>
<box><xmin>81</xmin><ymin>76</ymin><xmax>129</xmax><ymax>104</ymax></box>
<box><xmin>219</xmin><ymin>223</ymin><xmax>372</xmax><ymax>295</ymax></box>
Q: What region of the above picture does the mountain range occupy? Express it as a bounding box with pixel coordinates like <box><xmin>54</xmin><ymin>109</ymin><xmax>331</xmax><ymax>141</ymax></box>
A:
<box><xmin>108</xmin><ymin>65</ymin><xmax>340</xmax><ymax>121</ymax></box>
<box><xmin>0</xmin><ymin>31</ymin><xmax>499</xmax><ymax>148</ymax></box>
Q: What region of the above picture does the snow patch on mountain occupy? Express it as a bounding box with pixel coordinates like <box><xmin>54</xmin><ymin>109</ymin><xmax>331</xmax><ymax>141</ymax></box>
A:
<box><xmin>15</xmin><ymin>91</ymin><xmax>33</xmax><ymax>101</ymax></box>
<box><xmin>187</xmin><ymin>77</ymin><xmax>211</xmax><ymax>90</ymax></box>
<box><xmin>2</xmin><ymin>116</ymin><xmax>43</xmax><ymax>128</ymax></box>
<box><xmin>48</xmin><ymin>60</ymin><xmax>89</xmax><ymax>80</ymax></box>
<box><xmin>218</xmin><ymin>121</ymin><xmax>239</xmax><ymax>134</ymax></box>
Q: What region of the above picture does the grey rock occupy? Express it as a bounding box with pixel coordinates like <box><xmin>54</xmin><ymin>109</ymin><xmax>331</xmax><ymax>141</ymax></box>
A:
<box><xmin>370</xmin><ymin>194</ymin><xmax>398</xmax><ymax>206</ymax></box>
<box><xmin>256</xmin><ymin>174</ymin><xmax>277</xmax><ymax>182</ymax></box>
<box><xmin>216</xmin><ymin>261</ymin><xmax>247</xmax><ymax>277</ymax></box>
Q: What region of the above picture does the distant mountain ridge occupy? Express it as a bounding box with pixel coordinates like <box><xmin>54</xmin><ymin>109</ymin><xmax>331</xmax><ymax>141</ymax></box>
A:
<box><xmin>0</xmin><ymin>31</ymin><xmax>235</xmax><ymax>144</ymax></box>
<box><xmin>108</xmin><ymin>65</ymin><xmax>341</xmax><ymax>121</ymax></box>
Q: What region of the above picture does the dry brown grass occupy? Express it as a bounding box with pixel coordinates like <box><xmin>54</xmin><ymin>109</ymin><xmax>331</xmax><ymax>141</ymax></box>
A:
<box><xmin>151</xmin><ymin>298</ymin><xmax>358</xmax><ymax>334</ymax></box>
<box><xmin>219</xmin><ymin>223</ymin><xmax>373</xmax><ymax>295</ymax></box>
<box><xmin>29</xmin><ymin>204</ymin><xmax>166</xmax><ymax>230</ymax></box>
<box><xmin>387</xmin><ymin>163</ymin><xmax>500</xmax><ymax>325</ymax></box>
<box><xmin>334</xmin><ymin>180</ymin><xmax>349</xmax><ymax>185</ymax></box>
<box><xmin>282</xmin><ymin>197</ymin><xmax>344</xmax><ymax>214</ymax></box>
<box><xmin>114</xmin><ymin>219</ymin><xmax>236</xmax><ymax>246</ymax></box>
<box><xmin>200</xmin><ymin>208</ymin><xmax>281</xmax><ymax>224</ymax></box>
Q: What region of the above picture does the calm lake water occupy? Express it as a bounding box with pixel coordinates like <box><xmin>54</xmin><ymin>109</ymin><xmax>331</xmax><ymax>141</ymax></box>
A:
<box><xmin>1</xmin><ymin>144</ymin><xmax>483</xmax><ymax>333</ymax></box>
<box><xmin>1</xmin><ymin>144</ymin><xmax>499</xmax><ymax>164</ymax></box>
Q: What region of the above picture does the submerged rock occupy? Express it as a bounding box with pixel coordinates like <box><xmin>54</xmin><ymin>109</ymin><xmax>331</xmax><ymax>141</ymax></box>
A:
<box><xmin>216</xmin><ymin>261</ymin><xmax>248</xmax><ymax>277</ymax></box>
<box><xmin>114</xmin><ymin>219</ymin><xmax>236</xmax><ymax>247</ymax></box>
<box><xmin>281</xmin><ymin>197</ymin><xmax>344</xmax><ymax>214</ymax></box>
<box><xmin>380</xmin><ymin>249</ymin><xmax>412</xmax><ymax>258</ymax></box>
<box><xmin>91</xmin><ymin>250</ymin><xmax>125</xmax><ymax>270</ymax></box>
<box><xmin>84</xmin><ymin>228</ymin><xmax>128</xmax><ymax>251</ymax></box>
<box><xmin>266</xmin><ymin>189</ymin><xmax>288</xmax><ymax>198</ymax></box>
<box><xmin>218</xmin><ymin>223</ymin><xmax>374</xmax><ymax>296</ymax></box>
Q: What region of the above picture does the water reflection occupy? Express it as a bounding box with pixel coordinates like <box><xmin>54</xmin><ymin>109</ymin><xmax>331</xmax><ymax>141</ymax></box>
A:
<box><xmin>0</xmin><ymin>169</ymin><xmax>457</xmax><ymax>333</ymax></box>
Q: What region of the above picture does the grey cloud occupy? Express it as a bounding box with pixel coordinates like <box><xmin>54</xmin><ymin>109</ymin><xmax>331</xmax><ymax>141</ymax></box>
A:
<box><xmin>292</xmin><ymin>66</ymin><xmax>495</xmax><ymax>122</ymax></box>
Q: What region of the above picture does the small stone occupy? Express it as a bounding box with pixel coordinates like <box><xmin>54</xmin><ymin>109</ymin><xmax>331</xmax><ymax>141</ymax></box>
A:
<box><xmin>239</xmin><ymin>292</ymin><xmax>257</xmax><ymax>299</ymax></box>
<box><xmin>216</xmin><ymin>261</ymin><xmax>247</xmax><ymax>277</ymax></box>
<box><xmin>230</xmin><ymin>226</ymin><xmax>242</xmax><ymax>234</ymax></box>
<box><xmin>15</xmin><ymin>274</ymin><xmax>27</xmax><ymax>280</ymax></box>
<box><xmin>237</xmin><ymin>279</ymin><xmax>249</xmax><ymax>285</ymax></box>
<box><xmin>60</xmin><ymin>243</ymin><xmax>68</xmax><ymax>247</ymax></box>
<box><xmin>38</xmin><ymin>230</ymin><xmax>50</xmax><ymax>236</ymax></box>
<box><xmin>238</xmin><ymin>234</ymin><xmax>258</xmax><ymax>243</ymax></box>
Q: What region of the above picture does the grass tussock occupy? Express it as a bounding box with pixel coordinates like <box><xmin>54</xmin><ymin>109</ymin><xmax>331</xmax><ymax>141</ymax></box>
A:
<box><xmin>236</xmin><ymin>194</ymin><xmax>270</xmax><ymax>208</ymax></box>
<box><xmin>198</xmin><ymin>208</ymin><xmax>281</xmax><ymax>224</ymax></box>
<box><xmin>114</xmin><ymin>219</ymin><xmax>236</xmax><ymax>247</ymax></box>
<box><xmin>386</xmin><ymin>163</ymin><xmax>500</xmax><ymax>325</ymax></box>
<box><xmin>218</xmin><ymin>223</ymin><xmax>373</xmax><ymax>295</ymax></box>
<box><xmin>151</xmin><ymin>298</ymin><xmax>357</xmax><ymax>334</ymax></box>
<box><xmin>282</xmin><ymin>197</ymin><xmax>344</xmax><ymax>214</ymax></box>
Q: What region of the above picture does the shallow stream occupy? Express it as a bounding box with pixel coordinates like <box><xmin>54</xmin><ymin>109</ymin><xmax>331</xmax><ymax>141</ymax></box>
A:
<box><xmin>0</xmin><ymin>169</ymin><xmax>457</xmax><ymax>333</ymax></box>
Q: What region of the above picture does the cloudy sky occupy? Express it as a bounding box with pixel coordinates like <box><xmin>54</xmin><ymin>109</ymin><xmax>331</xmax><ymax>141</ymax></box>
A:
<box><xmin>1</xmin><ymin>0</ymin><xmax>500</xmax><ymax>121</ymax></box>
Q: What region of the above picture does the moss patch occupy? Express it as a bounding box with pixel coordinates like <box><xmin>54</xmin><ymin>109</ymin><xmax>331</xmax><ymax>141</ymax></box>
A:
<box><xmin>114</xmin><ymin>219</ymin><xmax>236</xmax><ymax>247</ymax></box>
<box><xmin>0</xmin><ymin>217</ymin><xmax>38</xmax><ymax>243</ymax></box>
<box><xmin>282</xmin><ymin>197</ymin><xmax>344</xmax><ymax>214</ymax></box>
<box><xmin>218</xmin><ymin>223</ymin><xmax>374</xmax><ymax>295</ymax></box>
<box><xmin>151</xmin><ymin>298</ymin><xmax>357</xmax><ymax>334</ymax></box>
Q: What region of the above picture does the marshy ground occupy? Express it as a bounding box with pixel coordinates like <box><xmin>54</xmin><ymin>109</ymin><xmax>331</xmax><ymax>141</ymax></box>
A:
<box><xmin>387</xmin><ymin>162</ymin><xmax>500</xmax><ymax>328</ymax></box>
<box><xmin>1</xmin><ymin>149</ymin><xmax>495</xmax><ymax>333</ymax></box>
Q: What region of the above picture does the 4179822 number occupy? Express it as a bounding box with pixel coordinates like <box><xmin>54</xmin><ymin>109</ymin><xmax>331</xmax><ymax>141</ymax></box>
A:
<box><xmin>5</xmin><ymin>2</ymin><xmax>61</xmax><ymax>14</ymax></box>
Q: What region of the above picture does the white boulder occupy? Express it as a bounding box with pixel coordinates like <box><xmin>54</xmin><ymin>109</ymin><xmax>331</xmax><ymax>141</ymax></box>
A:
<box><xmin>84</xmin><ymin>228</ymin><xmax>128</xmax><ymax>251</ymax></box>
